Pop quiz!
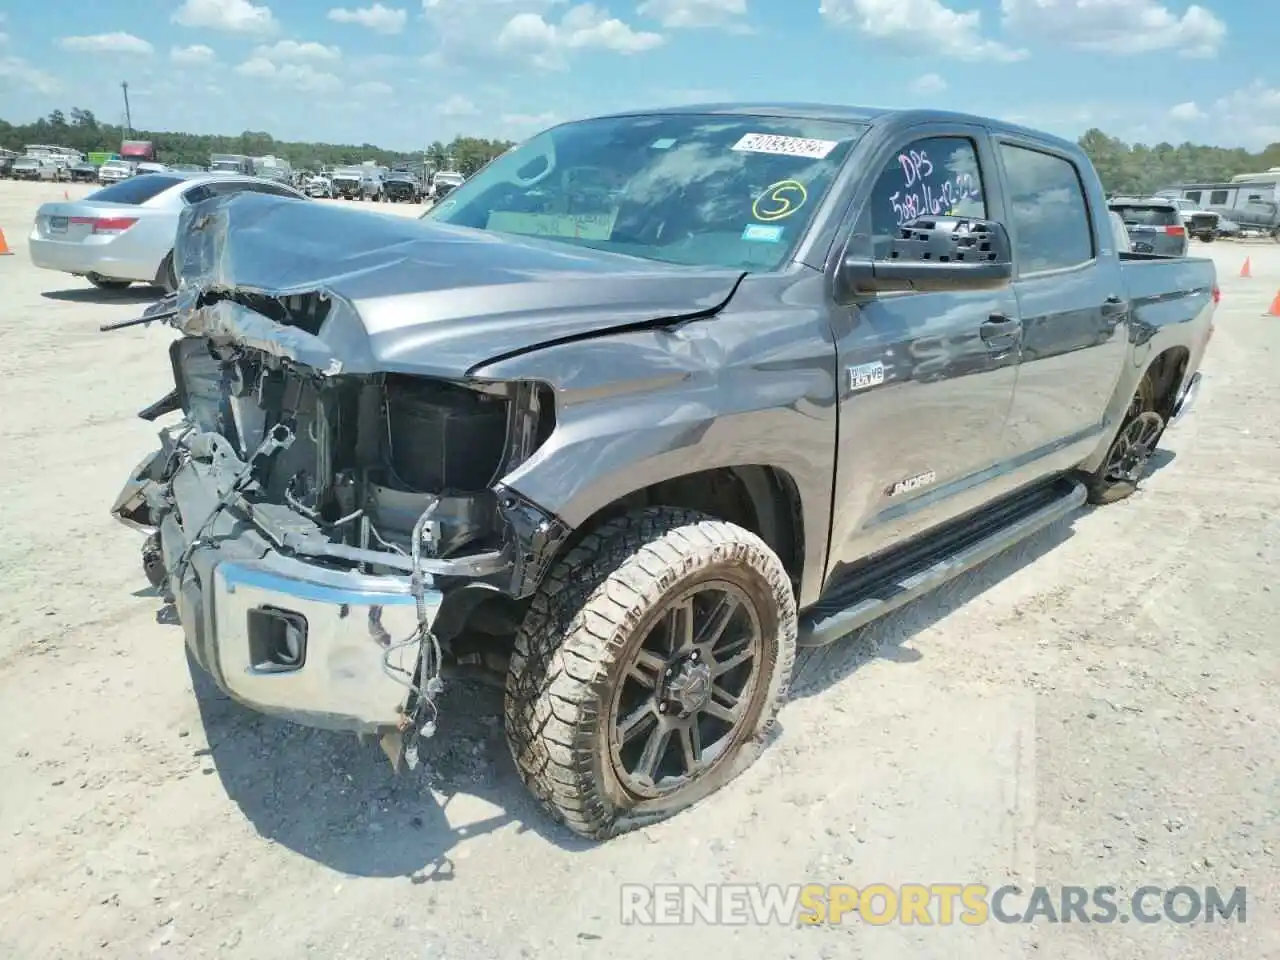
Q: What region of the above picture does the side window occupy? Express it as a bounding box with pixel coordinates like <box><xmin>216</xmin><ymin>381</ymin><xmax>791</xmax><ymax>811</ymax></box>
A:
<box><xmin>183</xmin><ymin>184</ymin><xmax>213</xmax><ymax>204</ymax></box>
<box><xmin>866</xmin><ymin>136</ymin><xmax>987</xmax><ymax>259</ymax></box>
<box><xmin>1209</xmin><ymin>190</ymin><xmax>1229</xmax><ymax>205</ymax></box>
<box><xmin>1184</xmin><ymin>191</ymin><xmax>1202</xmax><ymax>204</ymax></box>
<box><xmin>999</xmin><ymin>144</ymin><xmax>1094</xmax><ymax>273</ymax></box>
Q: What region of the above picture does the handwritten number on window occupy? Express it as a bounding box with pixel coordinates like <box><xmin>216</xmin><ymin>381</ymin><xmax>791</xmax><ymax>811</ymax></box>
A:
<box><xmin>886</xmin><ymin>145</ymin><xmax>981</xmax><ymax>228</ymax></box>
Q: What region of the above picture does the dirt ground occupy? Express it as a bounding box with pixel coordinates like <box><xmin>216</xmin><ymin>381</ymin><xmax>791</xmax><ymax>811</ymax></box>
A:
<box><xmin>0</xmin><ymin>178</ymin><xmax>1276</xmax><ymax>960</ymax></box>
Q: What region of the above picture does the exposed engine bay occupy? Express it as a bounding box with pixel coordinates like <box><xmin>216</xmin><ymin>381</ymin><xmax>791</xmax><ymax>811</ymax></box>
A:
<box><xmin>111</xmin><ymin>287</ymin><xmax>571</xmax><ymax>763</ymax></box>
<box><xmin>165</xmin><ymin>330</ymin><xmax>556</xmax><ymax>574</ymax></box>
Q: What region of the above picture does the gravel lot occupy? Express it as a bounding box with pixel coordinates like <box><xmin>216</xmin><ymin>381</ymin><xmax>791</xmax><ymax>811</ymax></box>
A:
<box><xmin>0</xmin><ymin>178</ymin><xmax>1276</xmax><ymax>959</ymax></box>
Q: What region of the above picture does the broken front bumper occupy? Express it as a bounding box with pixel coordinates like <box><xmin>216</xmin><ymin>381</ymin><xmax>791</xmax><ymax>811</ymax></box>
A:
<box><xmin>113</xmin><ymin>430</ymin><xmax>439</xmax><ymax>734</ymax></box>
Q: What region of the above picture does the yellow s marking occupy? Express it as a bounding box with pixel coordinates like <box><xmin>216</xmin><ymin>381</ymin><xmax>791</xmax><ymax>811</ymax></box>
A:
<box><xmin>752</xmin><ymin>180</ymin><xmax>808</xmax><ymax>222</ymax></box>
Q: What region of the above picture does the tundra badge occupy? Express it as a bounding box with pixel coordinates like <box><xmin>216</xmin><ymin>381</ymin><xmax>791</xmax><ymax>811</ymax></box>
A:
<box><xmin>848</xmin><ymin>361</ymin><xmax>885</xmax><ymax>392</ymax></box>
<box><xmin>888</xmin><ymin>470</ymin><xmax>936</xmax><ymax>497</ymax></box>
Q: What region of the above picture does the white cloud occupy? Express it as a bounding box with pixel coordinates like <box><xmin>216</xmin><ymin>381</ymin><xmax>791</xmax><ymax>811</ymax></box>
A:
<box><xmin>173</xmin><ymin>0</ymin><xmax>279</xmax><ymax>35</ymax></box>
<box><xmin>170</xmin><ymin>44</ymin><xmax>216</xmax><ymax>64</ymax></box>
<box><xmin>821</xmin><ymin>0</ymin><xmax>1028</xmax><ymax>62</ymax></box>
<box><xmin>637</xmin><ymin>0</ymin><xmax>746</xmax><ymax>28</ymax></box>
<box><xmin>352</xmin><ymin>80</ymin><xmax>394</xmax><ymax>95</ymax></box>
<box><xmin>254</xmin><ymin>39</ymin><xmax>341</xmax><ymax>60</ymax></box>
<box><xmin>497</xmin><ymin>3</ymin><xmax>664</xmax><ymax>69</ymax></box>
<box><xmin>502</xmin><ymin>111</ymin><xmax>559</xmax><ymax>133</ymax></box>
<box><xmin>1001</xmin><ymin>0</ymin><xmax>1226</xmax><ymax>58</ymax></box>
<box><xmin>233</xmin><ymin>56</ymin><xmax>277</xmax><ymax>78</ymax></box>
<box><xmin>0</xmin><ymin>55</ymin><xmax>59</xmax><ymax>94</ymax></box>
<box><xmin>438</xmin><ymin>94</ymin><xmax>479</xmax><ymax>116</ymax></box>
<box><xmin>1209</xmin><ymin>81</ymin><xmax>1280</xmax><ymax>149</ymax></box>
<box><xmin>233</xmin><ymin>56</ymin><xmax>343</xmax><ymax>95</ymax></box>
<box><xmin>1168</xmin><ymin>101</ymin><xmax>1204</xmax><ymax>121</ymax></box>
<box><xmin>57</xmin><ymin>32</ymin><xmax>154</xmax><ymax>54</ymax></box>
<box><xmin>328</xmin><ymin>4</ymin><xmax>407</xmax><ymax>33</ymax></box>
<box><xmin>910</xmin><ymin>72</ymin><xmax>948</xmax><ymax>95</ymax></box>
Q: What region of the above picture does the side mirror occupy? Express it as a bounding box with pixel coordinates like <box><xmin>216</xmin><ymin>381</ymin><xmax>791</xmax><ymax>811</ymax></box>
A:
<box><xmin>840</xmin><ymin>216</ymin><xmax>1014</xmax><ymax>296</ymax></box>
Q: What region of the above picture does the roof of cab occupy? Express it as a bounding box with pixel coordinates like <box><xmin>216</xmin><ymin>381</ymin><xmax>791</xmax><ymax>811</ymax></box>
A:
<box><xmin>586</xmin><ymin>102</ymin><xmax>1085</xmax><ymax>156</ymax></box>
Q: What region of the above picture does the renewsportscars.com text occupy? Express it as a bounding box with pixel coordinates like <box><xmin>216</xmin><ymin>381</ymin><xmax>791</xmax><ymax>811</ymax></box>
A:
<box><xmin>619</xmin><ymin>883</ymin><xmax>1247</xmax><ymax>926</ymax></box>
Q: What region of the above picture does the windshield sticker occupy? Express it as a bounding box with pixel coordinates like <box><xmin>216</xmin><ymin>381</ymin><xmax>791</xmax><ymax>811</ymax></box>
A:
<box><xmin>485</xmin><ymin>209</ymin><xmax>618</xmax><ymax>240</ymax></box>
<box><xmin>732</xmin><ymin>133</ymin><xmax>840</xmax><ymax>159</ymax></box>
<box><xmin>650</xmin><ymin>138</ymin><xmax>677</xmax><ymax>150</ymax></box>
<box><xmin>742</xmin><ymin>224</ymin><xmax>784</xmax><ymax>243</ymax></box>
<box><xmin>752</xmin><ymin>180</ymin><xmax>808</xmax><ymax>222</ymax></box>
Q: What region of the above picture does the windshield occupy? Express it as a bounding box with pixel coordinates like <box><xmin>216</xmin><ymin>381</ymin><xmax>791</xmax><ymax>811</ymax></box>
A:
<box><xmin>424</xmin><ymin>113</ymin><xmax>866</xmax><ymax>270</ymax></box>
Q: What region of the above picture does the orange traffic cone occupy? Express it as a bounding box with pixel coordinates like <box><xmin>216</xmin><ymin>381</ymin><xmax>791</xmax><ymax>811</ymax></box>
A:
<box><xmin>1240</xmin><ymin>257</ymin><xmax>1252</xmax><ymax>278</ymax></box>
<box><xmin>1266</xmin><ymin>291</ymin><xmax>1280</xmax><ymax>317</ymax></box>
<box><xmin>0</xmin><ymin>227</ymin><xmax>12</xmax><ymax>256</ymax></box>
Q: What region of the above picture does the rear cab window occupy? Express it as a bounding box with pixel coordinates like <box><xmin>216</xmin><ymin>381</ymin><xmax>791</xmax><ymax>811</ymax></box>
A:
<box><xmin>997</xmin><ymin>144</ymin><xmax>1094</xmax><ymax>273</ymax></box>
<box><xmin>88</xmin><ymin>175</ymin><xmax>183</xmax><ymax>205</ymax></box>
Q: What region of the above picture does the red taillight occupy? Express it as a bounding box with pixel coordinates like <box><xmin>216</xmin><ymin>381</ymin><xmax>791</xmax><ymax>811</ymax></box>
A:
<box><xmin>1164</xmin><ymin>225</ymin><xmax>1185</xmax><ymax>236</ymax></box>
<box><xmin>91</xmin><ymin>217</ymin><xmax>138</xmax><ymax>234</ymax></box>
<box><xmin>1212</xmin><ymin>284</ymin><xmax>1221</xmax><ymax>304</ymax></box>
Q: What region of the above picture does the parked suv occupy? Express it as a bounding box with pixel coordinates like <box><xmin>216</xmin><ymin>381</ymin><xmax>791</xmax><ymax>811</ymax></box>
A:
<box><xmin>1108</xmin><ymin>197</ymin><xmax>1188</xmax><ymax>257</ymax></box>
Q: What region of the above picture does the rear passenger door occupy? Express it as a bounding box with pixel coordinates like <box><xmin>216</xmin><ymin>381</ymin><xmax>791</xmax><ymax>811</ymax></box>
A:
<box><xmin>995</xmin><ymin>139</ymin><xmax>1128</xmax><ymax>468</ymax></box>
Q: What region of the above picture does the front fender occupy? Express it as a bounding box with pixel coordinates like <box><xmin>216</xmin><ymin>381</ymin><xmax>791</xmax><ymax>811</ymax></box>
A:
<box><xmin>471</xmin><ymin>304</ymin><xmax>839</xmax><ymax>607</ymax></box>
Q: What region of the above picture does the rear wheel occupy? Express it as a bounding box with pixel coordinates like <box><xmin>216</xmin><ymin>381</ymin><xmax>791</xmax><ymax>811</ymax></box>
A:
<box><xmin>87</xmin><ymin>275</ymin><xmax>132</xmax><ymax>291</ymax></box>
<box><xmin>1083</xmin><ymin>374</ymin><xmax>1163</xmax><ymax>505</ymax></box>
<box><xmin>157</xmin><ymin>252</ymin><xmax>177</xmax><ymax>294</ymax></box>
<box><xmin>505</xmin><ymin>507</ymin><xmax>796</xmax><ymax>839</ymax></box>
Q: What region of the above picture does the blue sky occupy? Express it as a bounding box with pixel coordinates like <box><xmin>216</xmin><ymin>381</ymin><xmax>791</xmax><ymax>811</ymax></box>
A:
<box><xmin>0</xmin><ymin>0</ymin><xmax>1275</xmax><ymax>151</ymax></box>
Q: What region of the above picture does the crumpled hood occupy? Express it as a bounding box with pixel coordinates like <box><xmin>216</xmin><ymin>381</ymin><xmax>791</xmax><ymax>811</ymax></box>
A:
<box><xmin>171</xmin><ymin>192</ymin><xmax>743</xmax><ymax>377</ymax></box>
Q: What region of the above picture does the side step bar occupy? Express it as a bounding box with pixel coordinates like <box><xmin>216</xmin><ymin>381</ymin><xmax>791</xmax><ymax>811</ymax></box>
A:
<box><xmin>798</xmin><ymin>478</ymin><xmax>1087</xmax><ymax>648</ymax></box>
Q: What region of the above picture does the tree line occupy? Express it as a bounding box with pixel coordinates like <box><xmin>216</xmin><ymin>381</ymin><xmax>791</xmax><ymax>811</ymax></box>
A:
<box><xmin>0</xmin><ymin>108</ymin><xmax>513</xmax><ymax>176</ymax></box>
<box><xmin>4</xmin><ymin>108</ymin><xmax>1280</xmax><ymax>192</ymax></box>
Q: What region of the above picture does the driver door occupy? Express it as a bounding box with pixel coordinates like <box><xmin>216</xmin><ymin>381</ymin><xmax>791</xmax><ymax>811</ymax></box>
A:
<box><xmin>825</xmin><ymin>125</ymin><xmax>1023</xmax><ymax>574</ymax></box>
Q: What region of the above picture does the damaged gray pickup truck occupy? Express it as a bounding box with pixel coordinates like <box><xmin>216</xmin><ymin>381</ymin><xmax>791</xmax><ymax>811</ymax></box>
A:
<box><xmin>110</xmin><ymin>104</ymin><xmax>1216</xmax><ymax>839</ymax></box>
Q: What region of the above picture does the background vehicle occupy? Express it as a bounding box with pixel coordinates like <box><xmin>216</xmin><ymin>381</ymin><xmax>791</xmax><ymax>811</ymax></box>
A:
<box><xmin>112</xmin><ymin>105</ymin><xmax>1214</xmax><ymax>840</ymax></box>
<box><xmin>209</xmin><ymin>154</ymin><xmax>255</xmax><ymax>174</ymax></box>
<box><xmin>98</xmin><ymin>159</ymin><xmax>135</xmax><ymax>184</ymax></box>
<box><xmin>0</xmin><ymin>156</ymin><xmax>13</xmax><ymax>179</ymax></box>
<box><xmin>135</xmin><ymin>162</ymin><xmax>169</xmax><ymax>175</ymax></box>
<box><xmin>121</xmin><ymin>140</ymin><xmax>156</xmax><ymax>163</ymax></box>
<box><xmin>431</xmin><ymin>170</ymin><xmax>464</xmax><ymax>200</ymax></box>
<box><xmin>304</xmin><ymin>175</ymin><xmax>333</xmax><ymax>198</ymax></box>
<box><xmin>170</xmin><ymin>163</ymin><xmax>207</xmax><ymax>173</ymax></box>
<box><xmin>11</xmin><ymin>157</ymin><xmax>59</xmax><ymax>182</ymax></box>
<box><xmin>29</xmin><ymin>172</ymin><xmax>308</xmax><ymax>292</ymax></box>
<box><xmin>330</xmin><ymin>166</ymin><xmax>383</xmax><ymax>200</ymax></box>
<box><xmin>1108</xmin><ymin>196</ymin><xmax>1188</xmax><ymax>256</ymax></box>
<box><xmin>1156</xmin><ymin>195</ymin><xmax>1220</xmax><ymax>241</ymax></box>
<box><xmin>383</xmin><ymin>171</ymin><xmax>421</xmax><ymax>202</ymax></box>
<box><xmin>68</xmin><ymin>161</ymin><xmax>99</xmax><ymax>183</ymax></box>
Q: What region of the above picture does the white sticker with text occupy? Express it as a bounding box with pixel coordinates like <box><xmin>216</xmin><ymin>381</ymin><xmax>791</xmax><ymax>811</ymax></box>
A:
<box><xmin>731</xmin><ymin>133</ymin><xmax>840</xmax><ymax>159</ymax></box>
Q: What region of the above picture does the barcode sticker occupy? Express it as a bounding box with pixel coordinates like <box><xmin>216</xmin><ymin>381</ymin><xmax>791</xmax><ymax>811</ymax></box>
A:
<box><xmin>731</xmin><ymin>133</ymin><xmax>840</xmax><ymax>159</ymax></box>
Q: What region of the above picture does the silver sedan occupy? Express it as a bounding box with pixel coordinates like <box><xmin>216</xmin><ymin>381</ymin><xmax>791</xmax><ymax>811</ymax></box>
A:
<box><xmin>29</xmin><ymin>171</ymin><xmax>308</xmax><ymax>291</ymax></box>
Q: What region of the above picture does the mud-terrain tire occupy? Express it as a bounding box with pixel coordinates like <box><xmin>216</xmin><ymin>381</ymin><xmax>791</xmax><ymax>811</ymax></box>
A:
<box><xmin>1082</xmin><ymin>373</ymin><xmax>1164</xmax><ymax>505</ymax></box>
<box><xmin>504</xmin><ymin>507</ymin><xmax>797</xmax><ymax>840</ymax></box>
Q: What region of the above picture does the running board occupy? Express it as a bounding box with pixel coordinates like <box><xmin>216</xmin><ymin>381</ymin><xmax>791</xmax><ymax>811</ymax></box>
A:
<box><xmin>798</xmin><ymin>477</ymin><xmax>1086</xmax><ymax>648</ymax></box>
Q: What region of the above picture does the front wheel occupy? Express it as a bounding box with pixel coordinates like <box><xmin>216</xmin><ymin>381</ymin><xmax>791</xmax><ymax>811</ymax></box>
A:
<box><xmin>505</xmin><ymin>507</ymin><xmax>797</xmax><ymax>839</ymax></box>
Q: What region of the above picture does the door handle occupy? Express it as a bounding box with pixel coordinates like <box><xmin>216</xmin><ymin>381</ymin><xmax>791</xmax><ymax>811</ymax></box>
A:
<box><xmin>980</xmin><ymin>314</ymin><xmax>1022</xmax><ymax>339</ymax></box>
<box><xmin>1101</xmin><ymin>296</ymin><xmax>1127</xmax><ymax>317</ymax></box>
